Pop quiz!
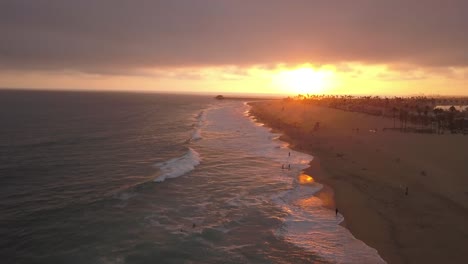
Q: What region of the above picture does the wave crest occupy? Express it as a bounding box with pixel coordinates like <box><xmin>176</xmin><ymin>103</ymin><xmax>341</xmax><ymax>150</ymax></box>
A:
<box><xmin>154</xmin><ymin>148</ymin><xmax>201</xmax><ymax>182</ymax></box>
<box><xmin>191</xmin><ymin>128</ymin><xmax>202</xmax><ymax>141</ymax></box>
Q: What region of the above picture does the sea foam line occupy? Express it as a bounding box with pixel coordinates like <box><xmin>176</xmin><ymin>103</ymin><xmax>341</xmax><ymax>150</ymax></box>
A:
<box><xmin>190</xmin><ymin>128</ymin><xmax>202</xmax><ymax>141</ymax></box>
<box><xmin>243</xmin><ymin>102</ymin><xmax>386</xmax><ymax>263</ymax></box>
<box><xmin>189</xmin><ymin>110</ymin><xmax>206</xmax><ymax>141</ymax></box>
<box><xmin>154</xmin><ymin>148</ymin><xmax>201</xmax><ymax>182</ymax></box>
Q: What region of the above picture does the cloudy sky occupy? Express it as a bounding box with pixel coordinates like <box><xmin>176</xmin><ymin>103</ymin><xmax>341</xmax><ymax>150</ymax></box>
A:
<box><xmin>1</xmin><ymin>0</ymin><xmax>467</xmax><ymax>95</ymax></box>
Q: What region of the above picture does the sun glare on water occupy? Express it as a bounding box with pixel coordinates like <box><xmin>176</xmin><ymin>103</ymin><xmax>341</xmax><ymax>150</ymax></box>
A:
<box><xmin>299</xmin><ymin>174</ymin><xmax>314</xmax><ymax>184</ymax></box>
<box><xmin>275</xmin><ymin>67</ymin><xmax>333</xmax><ymax>95</ymax></box>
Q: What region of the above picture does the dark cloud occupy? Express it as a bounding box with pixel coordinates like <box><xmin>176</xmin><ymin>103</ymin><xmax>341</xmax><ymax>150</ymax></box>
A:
<box><xmin>1</xmin><ymin>0</ymin><xmax>467</xmax><ymax>74</ymax></box>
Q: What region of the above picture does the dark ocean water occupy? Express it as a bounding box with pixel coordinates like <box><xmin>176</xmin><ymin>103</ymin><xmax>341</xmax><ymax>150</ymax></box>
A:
<box><xmin>0</xmin><ymin>90</ymin><xmax>384</xmax><ymax>264</ymax></box>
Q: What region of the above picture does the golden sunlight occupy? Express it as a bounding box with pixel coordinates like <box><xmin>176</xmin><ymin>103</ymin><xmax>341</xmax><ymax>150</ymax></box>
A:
<box><xmin>275</xmin><ymin>67</ymin><xmax>334</xmax><ymax>95</ymax></box>
<box><xmin>299</xmin><ymin>174</ymin><xmax>314</xmax><ymax>184</ymax></box>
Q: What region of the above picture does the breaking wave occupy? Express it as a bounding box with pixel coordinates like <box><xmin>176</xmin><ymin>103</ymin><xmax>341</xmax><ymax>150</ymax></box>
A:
<box><xmin>154</xmin><ymin>148</ymin><xmax>201</xmax><ymax>182</ymax></box>
<box><xmin>191</xmin><ymin>128</ymin><xmax>202</xmax><ymax>141</ymax></box>
<box><xmin>196</xmin><ymin>110</ymin><xmax>206</xmax><ymax>125</ymax></box>
<box><xmin>189</xmin><ymin>110</ymin><xmax>206</xmax><ymax>141</ymax></box>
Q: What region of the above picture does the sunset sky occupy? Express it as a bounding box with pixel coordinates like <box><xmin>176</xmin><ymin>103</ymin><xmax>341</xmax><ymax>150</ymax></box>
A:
<box><xmin>1</xmin><ymin>0</ymin><xmax>467</xmax><ymax>96</ymax></box>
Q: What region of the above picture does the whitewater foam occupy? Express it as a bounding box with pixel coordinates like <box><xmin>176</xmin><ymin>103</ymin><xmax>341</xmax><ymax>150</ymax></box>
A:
<box><xmin>164</xmin><ymin>101</ymin><xmax>386</xmax><ymax>263</ymax></box>
<box><xmin>196</xmin><ymin>110</ymin><xmax>206</xmax><ymax>125</ymax></box>
<box><xmin>189</xmin><ymin>110</ymin><xmax>207</xmax><ymax>142</ymax></box>
<box><xmin>242</xmin><ymin>102</ymin><xmax>386</xmax><ymax>263</ymax></box>
<box><xmin>154</xmin><ymin>148</ymin><xmax>201</xmax><ymax>182</ymax></box>
<box><xmin>191</xmin><ymin>128</ymin><xmax>202</xmax><ymax>141</ymax></box>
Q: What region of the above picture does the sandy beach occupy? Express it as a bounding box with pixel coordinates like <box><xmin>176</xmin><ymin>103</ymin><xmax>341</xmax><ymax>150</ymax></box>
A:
<box><xmin>249</xmin><ymin>100</ymin><xmax>468</xmax><ymax>264</ymax></box>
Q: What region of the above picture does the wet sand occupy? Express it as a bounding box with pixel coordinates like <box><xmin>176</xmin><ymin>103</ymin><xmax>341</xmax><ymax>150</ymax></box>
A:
<box><xmin>249</xmin><ymin>100</ymin><xmax>468</xmax><ymax>264</ymax></box>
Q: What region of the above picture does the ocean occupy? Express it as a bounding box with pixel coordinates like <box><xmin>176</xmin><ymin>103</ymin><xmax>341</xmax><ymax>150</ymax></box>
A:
<box><xmin>0</xmin><ymin>90</ymin><xmax>385</xmax><ymax>264</ymax></box>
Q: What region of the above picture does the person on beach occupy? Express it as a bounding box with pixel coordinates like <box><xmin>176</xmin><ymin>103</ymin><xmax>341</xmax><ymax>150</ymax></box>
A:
<box><xmin>335</xmin><ymin>208</ymin><xmax>339</xmax><ymax>216</ymax></box>
<box><xmin>288</xmin><ymin>164</ymin><xmax>291</xmax><ymax>170</ymax></box>
<box><xmin>288</xmin><ymin>152</ymin><xmax>290</xmax><ymax>157</ymax></box>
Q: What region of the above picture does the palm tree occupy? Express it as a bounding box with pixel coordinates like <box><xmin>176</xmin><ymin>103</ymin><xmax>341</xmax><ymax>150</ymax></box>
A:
<box><xmin>392</xmin><ymin>107</ymin><xmax>398</xmax><ymax>128</ymax></box>
<box><xmin>424</xmin><ymin>105</ymin><xmax>430</xmax><ymax>127</ymax></box>
<box><xmin>416</xmin><ymin>106</ymin><xmax>423</xmax><ymax>129</ymax></box>
<box><xmin>399</xmin><ymin>110</ymin><xmax>404</xmax><ymax>130</ymax></box>
<box><xmin>399</xmin><ymin>109</ymin><xmax>409</xmax><ymax>132</ymax></box>
<box><xmin>433</xmin><ymin>108</ymin><xmax>444</xmax><ymax>134</ymax></box>
<box><xmin>448</xmin><ymin>106</ymin><xmax>457</xmax><ymax>133</ymax></box>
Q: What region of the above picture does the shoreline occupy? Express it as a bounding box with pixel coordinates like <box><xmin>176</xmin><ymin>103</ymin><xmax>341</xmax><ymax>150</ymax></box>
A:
<box><xmin>248</xmin><ymin>100</ymin><xmax>468</xmax><ymax>264</ymax></box>
<box><xmin>278</xmin><ymin>134</ymin><xmax>338</xmax><ymax>213</ymax></box>
<box><xmin>250</xmin><ymin>103</ymin><xmax>399</xmax><ymax>263</ymax></box>
<box><xmin>256</xmin><ymin>113</ymin><xmax>343</xmax><ymax>223</ymax></box>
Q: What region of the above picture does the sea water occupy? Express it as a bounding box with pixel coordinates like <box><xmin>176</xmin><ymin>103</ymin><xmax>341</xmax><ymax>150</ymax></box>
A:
<box><xmin>0</xmin><ymin>90</ymin><xmax>385</xmax><ymax>263</ymax></box>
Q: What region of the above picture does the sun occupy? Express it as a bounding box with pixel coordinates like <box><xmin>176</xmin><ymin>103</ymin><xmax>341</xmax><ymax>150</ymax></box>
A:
<box><xmin>275</xmin><ymin>67</ymin><xmax>333</xmax><ymax>95</ymax></box>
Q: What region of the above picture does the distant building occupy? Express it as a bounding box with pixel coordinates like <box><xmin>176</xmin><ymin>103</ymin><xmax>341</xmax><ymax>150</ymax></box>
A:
<box><xmin>215</xmin><ymin>95</ymin><xmax>225</xmax><ymax>100</ymax></box>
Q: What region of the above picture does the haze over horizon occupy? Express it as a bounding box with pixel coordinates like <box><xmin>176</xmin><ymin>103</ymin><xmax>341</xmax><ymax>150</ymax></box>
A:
<box><xmin>1</xmin><ymin>0</ymin><xmax>467</xmax><ymax>95</ymax></box>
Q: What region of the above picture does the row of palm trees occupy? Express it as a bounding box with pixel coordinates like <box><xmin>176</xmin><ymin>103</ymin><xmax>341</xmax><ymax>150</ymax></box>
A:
<box><xmin>288</xmin><ymin>94</ymin><xmax>468</xmax><ymax>133</ymax></box>
<box><xmin>291</xmin><ymin>94</ymin><xmax>468</xmax><ymax>106</ymax></box>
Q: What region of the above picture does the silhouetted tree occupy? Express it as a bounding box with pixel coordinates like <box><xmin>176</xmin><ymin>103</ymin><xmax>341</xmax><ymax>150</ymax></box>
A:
<box><xmin>433</xmin><ymin>108</ymin><xmax>444</xmax><ymax>134</ymax></box>
<box><xmin>392</xmin><ymin>107</ymin><xmax>398</xmax><ymax>128</ymax></box>
<box><xmin>448</xmin><ymin>106</ymin><xmax>457</xmax><ymax>133</ymax></box>
<box><xmin>423</xmin><ymin>105</ymin><xmax>430</xmax><ymax>126</ymax></box>
<box><xmin>416</xmin><ymin>106</ymin><xmax>423</xmax><ymax>128</ymax></box>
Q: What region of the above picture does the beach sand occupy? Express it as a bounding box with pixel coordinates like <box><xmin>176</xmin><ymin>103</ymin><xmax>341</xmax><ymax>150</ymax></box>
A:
<box><xmin>249</xmin><ymin>100</ymin><xmax>468</xmax><ymax>264</ymax></box>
